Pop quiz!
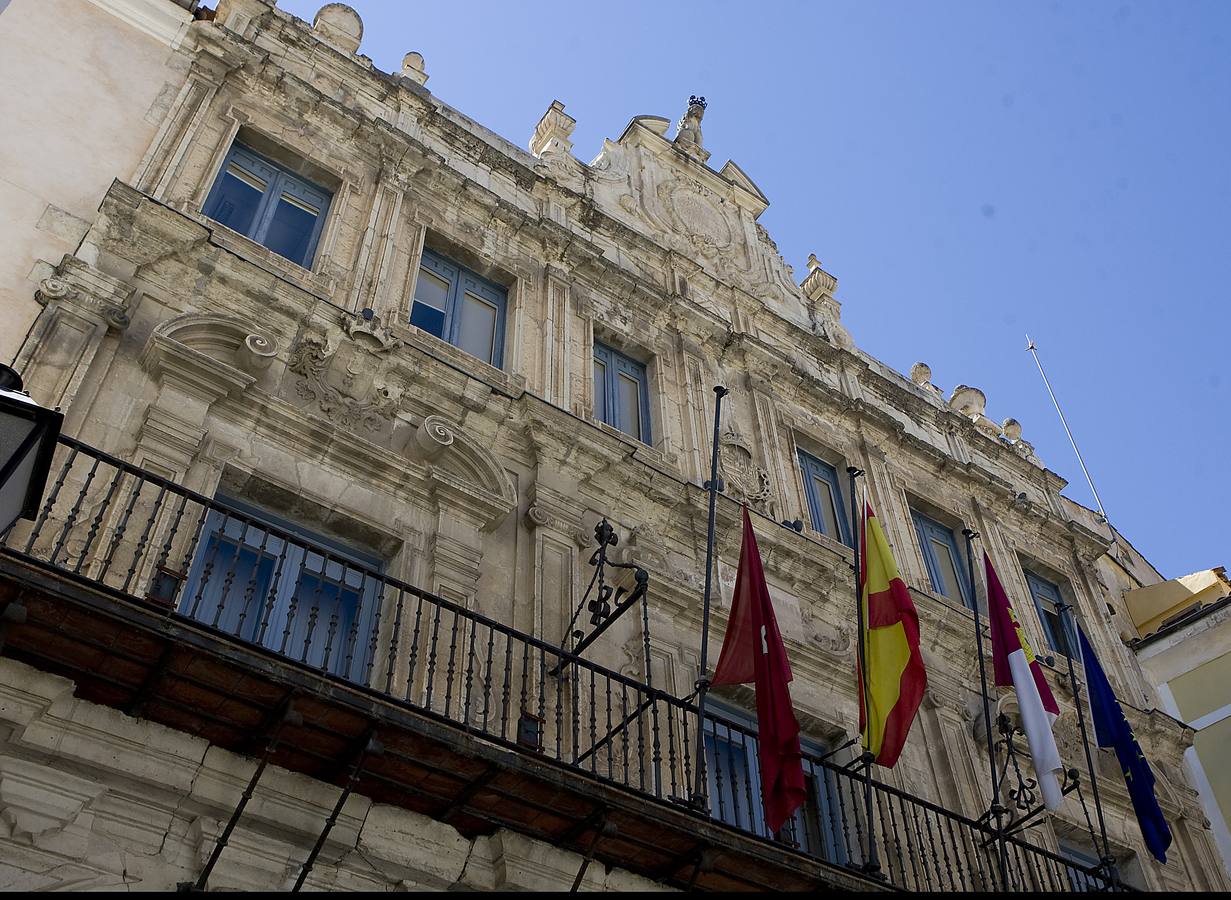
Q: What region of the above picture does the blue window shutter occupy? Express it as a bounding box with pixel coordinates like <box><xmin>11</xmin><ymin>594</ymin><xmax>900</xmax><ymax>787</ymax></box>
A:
<box><xmin>593</xmin><ymin>342</ymin><xmax>650</xmax><ymax>444</ymax></box>
<box><xmin>911</xmin><ymin>510</ymin><xmax>973</xmax><ymax>610</ymax></box>
<box><xmin>1026</xmin><ymin>570</ymin><xmax>1074</xmax><ymax>656</ymax></box>
<box><xmin>411</xmin><ymin>248</ymin><xmax>508</xmax><ymax>368</ymax></box>
<box><xmin>797</xmin><ymin>450</ymin><xmax>851</xmax><ymax>546</ymax></box>
<box><xmin>203</xmin><ymin>142</ymin><xmax>333</xmax><ymax>269</ymax></box>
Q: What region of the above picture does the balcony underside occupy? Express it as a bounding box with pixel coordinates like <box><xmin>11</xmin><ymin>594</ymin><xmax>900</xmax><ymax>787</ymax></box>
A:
<box><xmin>0</xmin><ymin>551</ymin><xmax>882</xmax><ymax>893</ymax></box>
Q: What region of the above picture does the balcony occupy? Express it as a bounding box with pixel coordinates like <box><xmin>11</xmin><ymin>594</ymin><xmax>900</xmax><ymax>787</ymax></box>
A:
<box><xmin>0</xmin><ymin>435</ymin><xmax>1120</xmax><ymax>891</ymax></box>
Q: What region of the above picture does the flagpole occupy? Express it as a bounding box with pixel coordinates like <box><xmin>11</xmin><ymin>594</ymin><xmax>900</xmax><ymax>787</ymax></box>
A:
<box><xmin>1057</xmin><ymin>604</ymin><xmax>1117</xmax><ymax>884</ymax></box>
<box><xmin>962</xmin><ymin>529</ymin><xmax>1008</xmax><ymax>889</ymax></box>
<box><xmin>846</xmin><ymin>467</ymin><xmax>880</xmax><ymax>876</ymax></box>
<box><xmin>692</xmin><ymin>384</ymin><xmax>729</xmax><ymax>813</ymax></box>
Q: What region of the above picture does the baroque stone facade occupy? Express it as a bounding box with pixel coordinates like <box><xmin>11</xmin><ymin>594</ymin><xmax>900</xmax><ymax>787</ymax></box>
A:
<box><xmin>1</xmin><ymin>0</ymin><xmax>1228</xmax><ymax>891</ymax></box>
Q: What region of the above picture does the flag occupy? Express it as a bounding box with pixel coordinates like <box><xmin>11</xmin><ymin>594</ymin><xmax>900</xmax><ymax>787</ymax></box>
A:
<box><xmin>858</xmin><ymin>504</ymin><xmax>927</xmax><ymax>767</ymax></box>
<box><xmin>1077</xmin><ymin>624</ymin><xmax>1172</xmax><ymax>863</ymax></box>
<box><xmin>711</xmin><ymin>507</ymin><xmax>806</xmax><ymax>833</ymax></box>
<box><xmin>985</xmin><ymin>553</ymin><xmax>1064</xmax><ymax>810</ymax></box>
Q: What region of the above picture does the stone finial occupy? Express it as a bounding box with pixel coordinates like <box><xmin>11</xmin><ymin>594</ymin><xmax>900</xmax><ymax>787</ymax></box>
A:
<box><xmin>1001</xmin><ymin>417</ymin><xmax>1023</xmax><ymax>442</ymax></box>
<box><xmin>801</xmin><ymin>256</ymin><xmax>838</xmax><ymax>308</ymax></box>
<box><xmin>910</xmin><ymin>362</ymin><xmax>932</xmax><ymax>386</ymax></box>
<box><xmin>312</xmin><ymin>3</ymin><xmax>363</xmax><ymax>56</ymax></box>
<box><xmin>806</xmin><ymin>253</ymin><xmax>822</xmax><ymax>273</ymax></box>
<box><xmin>529</xmin><ymin>100</ymin><xmax>576</xmax><ymax>158</ymax></box>
<box><xmin>401</xmin><ymin>51</ymin><xmax>428</xmax><ymax>86</ymax></box>
<box><xmin>949</xmin><ymin>385</ymin><xmax>987</xmax><ymax>418</ymax></box>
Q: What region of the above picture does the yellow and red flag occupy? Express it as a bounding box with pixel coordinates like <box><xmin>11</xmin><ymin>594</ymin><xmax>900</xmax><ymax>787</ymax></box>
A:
<box><xmin>858</xmin><ymin>504</ymin><xmax>927</xmax><ymax>767</ymax></box>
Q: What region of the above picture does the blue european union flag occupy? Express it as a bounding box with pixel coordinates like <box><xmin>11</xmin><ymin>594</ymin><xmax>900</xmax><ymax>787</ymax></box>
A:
<box><xmin>1077</xmin><ymin>624</ymin><xmax>1172</xmax><ymax>863</ymax></box>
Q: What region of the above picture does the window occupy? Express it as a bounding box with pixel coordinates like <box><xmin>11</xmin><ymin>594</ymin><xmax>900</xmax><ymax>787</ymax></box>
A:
<box><xmin>1057</xmin><ymin>840</ymin><xmax>1102</xmax><ymax>892</ymax></box>
<box><xmin>911</xmin><ymin>510</ymin><xmax>973</xmax><ymax>609</ymax></box>
<box><xmin>1025</xmin><ymin>570</ymin><xmax>1076</xmax><ymax>658</ymax></box>
<box><xmin>798</xmin><ymin>450</ymin><xmax>851</xmax><ymax>545</ymax></box>
<box><xmin>702</xmin><ymin>705</ymin><xmax>846</xmax><ymax>865</ymax></box>
<box><xmin>592</xmin><ymin>342</ymin><xmax>651</xmax><ymax>443</ymax></box>
<box><xmin>180</xmin><ymin>498</ymin><xmax>382</xmax><ymax>682</ymax></box>
<box><xmin>203</xmin><ymin>143</ymin><xmax>332</xmax><ymax>268</ymax></box>
<box><xmin>410</xmin><ymin>248</ymin><xmax>508</xmax><ymax>367</ymax></box>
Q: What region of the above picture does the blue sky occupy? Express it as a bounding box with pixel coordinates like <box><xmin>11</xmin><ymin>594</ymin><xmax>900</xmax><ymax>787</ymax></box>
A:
<box><xmin>279</xmin><ymin>0</ymin><xmax>1231</xmax><ymax>579</ymax></box>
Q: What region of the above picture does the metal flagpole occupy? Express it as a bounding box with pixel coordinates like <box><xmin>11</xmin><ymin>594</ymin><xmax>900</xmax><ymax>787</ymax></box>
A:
<box><xmin>962</xmin><ymin>529</ymin><xmax>1009</xmax><ymax>889</ymax></box>
<box><xmin>846</xmin><ymin>466</ymin><xmax>880</xmax><ymax>875</ymax></box>
<box><xmin>692</xmin><ymin>385</ymin><xmax>729</xmax><ymax>813</ymax></box>
<box><xmin>1057</xmin><ymin>603</ymin><xmax>1118</xmax><ymax>886</ymax></box>
<box><xmin>1025</xmin><ymin>335</ymin><xmax>1108</xmax><ymax>522</ymax></box>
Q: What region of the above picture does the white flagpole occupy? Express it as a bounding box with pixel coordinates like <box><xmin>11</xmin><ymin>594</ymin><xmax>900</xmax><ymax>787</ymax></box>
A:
<box><xmin>1025</xmin><ymin>335</ymin><xmax>1108</xmax><ymax>522</ymax></box>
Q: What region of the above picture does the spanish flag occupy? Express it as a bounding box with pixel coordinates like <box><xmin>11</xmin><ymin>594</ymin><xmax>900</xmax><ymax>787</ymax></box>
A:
<box><xmin>858</xmin><ymin>504</ymin><xmax>926</xmax><ymax>768</ymax></box>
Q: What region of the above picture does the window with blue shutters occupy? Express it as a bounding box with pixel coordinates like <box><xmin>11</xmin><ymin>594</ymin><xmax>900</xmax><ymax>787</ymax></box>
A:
<box><xmin>202</xmin><ymin>142</ymin><xmax>333</xmax><ymax>269</ymax></box>
<box><xmin>910</xmin><ymin>509</ymin><xmax>974</xmax><ymax>610</ymax></box>
<box><xmin>592</xmin><ymin>342</ymin><xmax>651</xmax><ymax>444</ymax></box>
<box><xmin>1025</xmin><ymin>570</ymin><xmax>1077</xmax><ymax>658</ymax></box>
<box><xmin>180</xmin><ymin>498</ymin><xmax>383</xmax><ymax>683</ymax></box>
<box><xmin>410</xmin><ymin>248</ymin><xmax>508</xmax><ymax>368</ymax></box>
<box><xmin>703</xmin><ymin>702</ymin><xmax>846</xmax><ymax>864</ymax></box>
<box><xmin>797</xmin><ymin>450</ymin><xmax>851</xmax><ymax>546</ymax></box>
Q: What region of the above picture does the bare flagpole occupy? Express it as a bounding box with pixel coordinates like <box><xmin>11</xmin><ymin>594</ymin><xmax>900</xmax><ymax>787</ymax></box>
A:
<box><xmin>692</xmin><ymin>385</ymin><xmax>729</xmax><ymax>813</ymax></box>
<box><xmin>1025</xmin><ymin>335</ymin><xmax>1108</xmax><ymax>522</ymax></box>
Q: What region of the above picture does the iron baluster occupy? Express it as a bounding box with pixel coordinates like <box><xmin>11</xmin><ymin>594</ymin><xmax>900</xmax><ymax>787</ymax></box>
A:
<box><xmin>361</xmin><ymin>577</ymin><xmax>385</xmax><ymax>685</ymax></box>
<box><xmin>405</xmin><ymin>592</ymin><xmax>426</xmax><ymax>701</ymax></box>
<box><xmin>255</xmin><ymin>535</ymin><xmax>291</xmax><ymax>646</ymax></box>
<box><xmin>121</xmin><ymin>482</ymin><xmax>164</xmax><ymax>594</ymax></box>
<box><xmin>174</xmin><ymin>502</ymin><xmax>211</xmax><ymax>599</ymax></box>
<box><xmin>96</xmin><ymin>472</ymin><xmax>144</xmax><ymax>583</ymax></box>
<box><xmin>482</xmin><ymin>624</ymin><xmax>495</xmax><ymax>734</ymax></box>
<box><xmin>74</xmin><ymin>466</ymin><xmax>124</xmax><ymax>574</ymax></box>
<box><xmin>604</xmin><ymin>675</ymin><xmax>614</xmax><ymax>781</ymax></box>
<box><xmin>879</xmin><ymin>789</ymin><xmax>906</xmax><ymax>887</ymax></box>
<box><xmin>443</xmin><ymin>608</ymin><xmax>462</xmax><ymax>718</ymax></box>
<box><xmin>233</xmin><ymin>525</ymin><xmax>273</xmax><ymax>639</ymax></box>
<box><xmin>587</xmin><ymin>667</ymin><xmax>597</xmax><ymax>775</ymax></box>
<box><xmin>188</xmin><ymin>513</ymin><xmax>229</xmax><ymax>620</ymax></box>
<box><xmin>277</xmin><ymin>537</ymin><xmax>313</xmax><ymax>657</ymax></box>
<box><xmin>298</xmin><ymin>547</ymin><xmax>333</xmax><ymax>666</ymax></box>
<box><xmin>499</xmin><ymin>630</ymin><xmax>513</xmax><ymax>741</ymax></box>
<box><xmin>424</xmin><ymin>602</ymin><xmax>443</xmax><ymax>712</ymax></box>
<box><xmin>462</xmin><ymin>614</ymin><xmax>478</xmax><ymax>728</ymax></box>
<box><xmin>383</xmin><ymin>585</ymin><xmax>405</xmax><ymax>694</ymax></box>
<box><xmin>24</xmin><ymin>444</ymin><xmax>77</xmax><ymax>555</ymax></box>
<box><xmin>893</xmin><ymin>795</ymin><xmax>923</xmax><ymax>889</ymax></box>
<box><xmin>210</xmin><ymin>523</ymin><xmax>244</xmax><ymax>629</ymax></box>
<box><xmin>49</xmin><ymin>454</ymin><xmax>99</xmax><ymax>567</ymax></box>
<box><xmin>664</xmin><ymin>701</ymin><xmax>679</xmax><ymax>800</ymax></box>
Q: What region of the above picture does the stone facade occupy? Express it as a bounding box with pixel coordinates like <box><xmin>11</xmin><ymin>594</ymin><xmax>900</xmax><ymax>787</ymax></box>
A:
<box><xmin>2</xmin><ymin>0</ymin><xmax>1228</xmax><ymax>891</ymax></box>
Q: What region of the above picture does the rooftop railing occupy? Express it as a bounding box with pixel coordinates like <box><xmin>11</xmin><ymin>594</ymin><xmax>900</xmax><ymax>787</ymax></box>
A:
<box><xmin>0</xmin><ymin>434</ymin><xmax>1121</xmax><ymax>892</ymax></box>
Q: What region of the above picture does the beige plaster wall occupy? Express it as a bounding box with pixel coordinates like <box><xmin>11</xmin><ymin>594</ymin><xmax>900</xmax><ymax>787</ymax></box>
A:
<box><xmin>0</xmin><ymin>0</ymin><xmax>189</xmax><ymax>363</ymax></box>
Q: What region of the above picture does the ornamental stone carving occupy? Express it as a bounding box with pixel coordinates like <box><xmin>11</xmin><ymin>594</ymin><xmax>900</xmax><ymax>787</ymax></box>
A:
<box><xmin>718</xmin><ymin>428</ymin><xmax>773</xmax><ymax>514</ymax></box>
<box><xmin>287</xmin><ymin>322</ymin><xmax>412</xmax><ymax>433</ymax></box>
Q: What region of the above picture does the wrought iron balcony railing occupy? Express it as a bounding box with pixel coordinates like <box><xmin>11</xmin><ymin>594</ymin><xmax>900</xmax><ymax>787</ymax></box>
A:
<box><xmin>0</xmin><ymin>435</ymin><xmax>1120</xmax><ymax>892</ymax></box>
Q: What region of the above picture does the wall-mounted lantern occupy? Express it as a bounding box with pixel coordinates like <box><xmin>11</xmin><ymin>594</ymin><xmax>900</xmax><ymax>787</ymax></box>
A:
<box><xmin>0</xmin><ymin>365</ymin><xmax>63</xmax><ymax>537</ymax></box>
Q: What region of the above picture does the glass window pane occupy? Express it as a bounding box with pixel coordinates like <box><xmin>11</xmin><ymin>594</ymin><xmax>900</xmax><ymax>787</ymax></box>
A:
<box><xmin>812</xmin><ymin>474</ymin><xmax>840</xmax><ymax>538</ymax></box>
<box><xmin>593</xmin><ymin>358</ymin><xmax>607</xmax><ymax>423</ymax></box>
<box><xmin>410</xmin><ymin>269</ymin><xmax>450</xmax><ymax>337</ymax></box>
<box><xmin>182</xmin><ymin>532</ymin><xmax>276</xmax><ymax>641</ymax></box>
<box><xmin>262</xmin><ymin>191</ymin><xmax>321</xmax><ymax>266</ymax></box>
<box><xmin>617</xmin><ymin>372</ymin><xmax>642</xmax><ymax>439</ymax></box>
<box><xmin>458</xmin><ymin>292</ymin><xmax>498</xmax><ymax>363</ymax></box>
<box><xmin>931</xmin><ymin>537</ymin><xmax>963</xmax><ymax>602</ymax></box>
<box><xmin>207</xmin><ymin>162</ymin><xmax>267</xmax><ymax>236</ymax></box>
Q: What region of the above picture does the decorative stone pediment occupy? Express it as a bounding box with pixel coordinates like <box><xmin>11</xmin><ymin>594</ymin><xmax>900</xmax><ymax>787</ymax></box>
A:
<box><xmin>402</xmin><ymin>413</ymin><xmax>516</xmax><ymax>530</ymax></box>
<box><xmin>286</xmin><ymin>313</ymin><xmax>414</xmax><ymax>434</ymax></box>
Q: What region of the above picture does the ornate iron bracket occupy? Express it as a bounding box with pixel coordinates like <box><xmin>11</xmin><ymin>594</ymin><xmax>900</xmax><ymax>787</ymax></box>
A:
<box><xmin>981</xmin><ymin>713</ymin><xmax>1082</xmax><ymax>841</ymax></box>
<box><xmin>548</xmin><ymin>519</ymin><xmax>650</xmax><ymax>676</ymax></box>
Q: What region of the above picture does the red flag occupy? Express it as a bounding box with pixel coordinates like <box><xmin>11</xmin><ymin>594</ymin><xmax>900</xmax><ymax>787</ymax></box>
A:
<box><xmin>711</xmin><ymin>507</ymin><xmax>806</xmax><ymax>834</ymax></box>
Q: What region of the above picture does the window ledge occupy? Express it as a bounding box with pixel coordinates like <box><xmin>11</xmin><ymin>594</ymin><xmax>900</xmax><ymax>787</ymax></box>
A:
<box><xmin>184</xmin><ymin>207</ymin><xmax>339</xmax><ymax>300</ymax></box>
<box><xmin>391</xmin><ymin>322</ymin><xmax>525</xmax><ymax>397</ymax></box>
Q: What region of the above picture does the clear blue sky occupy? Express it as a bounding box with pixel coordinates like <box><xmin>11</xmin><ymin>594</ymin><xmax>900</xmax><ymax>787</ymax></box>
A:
<box><xmin>280</xmin><ymin>0</ymin><xmax>1231</xmax><ymax>579</ymax></box>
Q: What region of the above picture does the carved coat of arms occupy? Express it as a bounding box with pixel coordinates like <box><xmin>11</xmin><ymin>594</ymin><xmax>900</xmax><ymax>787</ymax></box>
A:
<box><xmin>287</xmin><ymin>314</ymin><xmax>414</xmax><ymax>433</ymax></box>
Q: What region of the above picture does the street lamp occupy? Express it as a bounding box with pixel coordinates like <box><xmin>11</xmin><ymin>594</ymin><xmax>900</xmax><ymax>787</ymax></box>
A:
<box><xmin>0</xmin><ymin>364</ymin><xmax>63</xmax><ymax>537</ymax></box>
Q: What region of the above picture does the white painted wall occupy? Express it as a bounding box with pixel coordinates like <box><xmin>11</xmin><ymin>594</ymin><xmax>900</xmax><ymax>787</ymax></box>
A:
<box><xmin>0</xmin><ymin>0</ymin><xmax>190</xmax><ymax>363</ymax></box>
